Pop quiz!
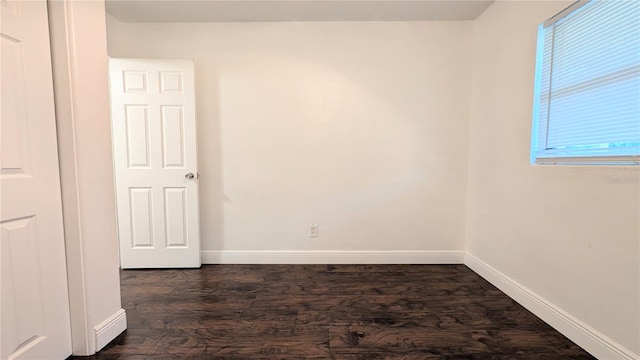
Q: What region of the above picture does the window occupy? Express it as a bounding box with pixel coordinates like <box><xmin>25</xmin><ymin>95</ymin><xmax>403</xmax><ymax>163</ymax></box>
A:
<box><xmin>531</xmin><ymin>0</ymin><xmax>640</xmax><ymax>165</ymax></box>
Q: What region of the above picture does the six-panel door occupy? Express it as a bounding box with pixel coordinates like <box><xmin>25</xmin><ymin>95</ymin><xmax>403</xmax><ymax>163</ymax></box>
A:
<box><xmin>109</xmin><ymin>59</ymin><xmax>201</xmax><ymax>269</ymax></box>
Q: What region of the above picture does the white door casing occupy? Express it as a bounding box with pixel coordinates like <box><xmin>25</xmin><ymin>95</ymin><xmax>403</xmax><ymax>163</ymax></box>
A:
<box><xmin>1</xmin><ymin>0</ymin><xmax>73</xmax><ymax>359</ymax></box>
<box><xmin>109</xmin><ymin>59</ymin><xmax>201</xmax><ymax>269</ymax></box>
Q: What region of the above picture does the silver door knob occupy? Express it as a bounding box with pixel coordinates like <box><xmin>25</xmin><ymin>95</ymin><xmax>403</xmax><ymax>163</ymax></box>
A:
<box><xmin>185</xmin><ymin>172</ymin><xmax>195</xmax><ymax>180</ymax></box>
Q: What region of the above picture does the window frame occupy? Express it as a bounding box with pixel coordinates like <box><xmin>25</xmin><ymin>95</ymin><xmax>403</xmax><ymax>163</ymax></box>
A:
<box><xmin>530</xmin><ymin>0</ymin><xmax>640</xmax><ymax>166</ymax></box>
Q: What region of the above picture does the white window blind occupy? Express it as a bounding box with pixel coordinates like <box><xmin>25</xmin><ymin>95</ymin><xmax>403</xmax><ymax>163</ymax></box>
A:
<box><xmin>531</xmin><ymin>0</ymin><xmax>640</xmax><ymax>165</ymax></box>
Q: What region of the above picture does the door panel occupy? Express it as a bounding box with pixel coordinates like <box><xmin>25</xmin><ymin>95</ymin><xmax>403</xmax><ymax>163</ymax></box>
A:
<box><xmin>1</xmin><ymin>0</ymin><xmax>73</xmax><ymax>358</ymax></box>
<box><xmin>164</xmin><ymin>188</ymin><xmax>187</xmax><ymax>247</ymax></box>
<box><xmin>109</xmin><ymin>59</ymin><xmax>200</xmax><ymax>269</ymax></box>
<box><xmin>160</xmin><ymin>106</ymin><xmax>185</xmax><ymax>168</ymax></box>
<box><xmin>0</xmin><ymin>34</ymin><xmax>30</xmax><ymax>176</ymax></box>
<box><xmin>129</xmin><ymin>188</ymin><xmax>154</xmax><ymax>248</ymax></box>
<box><xmin>125</xmin><ymin>105</ymin><xmax>151</xmax><ymax>168</ymax></box>
<box><xmin>1</xmin><ymin>216</ymin><xmax>46</xmax><ymax>354</ymax></box>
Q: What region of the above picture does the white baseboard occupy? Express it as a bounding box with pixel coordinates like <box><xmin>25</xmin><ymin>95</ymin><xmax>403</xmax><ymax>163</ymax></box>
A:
<box><xmin>201</xmin><ymin>250</ymin><xmax>465</xmax><ymax>264</ymax></box>
<box><xmin>94</xmin><ymin>308</ymin><xmax>127</xmax><ymax>352</ymax></box>
<box><xmin>464</xmin><ymin>253</ymin><xmax>638</xmax><ymax>360</ymax></box>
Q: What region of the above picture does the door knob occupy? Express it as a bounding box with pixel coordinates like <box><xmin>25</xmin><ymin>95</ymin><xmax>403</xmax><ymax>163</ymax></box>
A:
<box><xmin>185</xmin><ymin>172</ymin><xmax>195</xmax><ymax>180</ymax></box>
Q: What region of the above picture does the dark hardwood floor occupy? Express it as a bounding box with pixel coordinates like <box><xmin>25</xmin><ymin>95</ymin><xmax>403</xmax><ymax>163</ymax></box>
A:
<box><xmin>76</xmin><ymin>264</ymin><xmax>595</xmax><ymax>359</ymax></box>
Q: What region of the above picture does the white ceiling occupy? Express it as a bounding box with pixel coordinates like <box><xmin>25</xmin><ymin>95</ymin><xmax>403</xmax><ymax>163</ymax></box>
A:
<box><xmin>105</xmin><ymin>0</ymin><xmax>494</xmax><ymax>22</ymax></box>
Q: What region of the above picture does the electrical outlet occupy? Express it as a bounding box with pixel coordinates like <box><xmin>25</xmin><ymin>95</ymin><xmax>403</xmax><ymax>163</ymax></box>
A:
<box><xmin>309</xmin><ymin>224</ymin><xmax>319</xmax><ymax>238</ymax></box>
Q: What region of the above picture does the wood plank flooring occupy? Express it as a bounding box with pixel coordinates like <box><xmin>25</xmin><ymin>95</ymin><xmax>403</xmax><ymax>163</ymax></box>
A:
<box><xmin>75</xmin><ymin>264</ymin><xmax>595</xmax><ymax>359</ymax></box>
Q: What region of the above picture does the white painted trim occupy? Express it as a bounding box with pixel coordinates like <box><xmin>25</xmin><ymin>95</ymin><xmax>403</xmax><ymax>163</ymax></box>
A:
<box><xmin>48</xmin><ymin>0</ymin><xmax>93</xmax><ymax>355</ymax></box>
<box><xmin>50</xmin><ymin>0</ymin><xmax>125</xmax><ymax>355</ymax></box>
<box><xmin>94</xmin><ymin>309</ymin><xmax>127</xmax><ymax>352</ymax></box>
<box><xmin>201</xmin><ymin>250</ymin><xmax>465</xmax><ymax>264</ymax></box>
<box><xmin>464</xmin><ymin>253</ymin><xmax>639</xmax><ymax>360</ymax></box>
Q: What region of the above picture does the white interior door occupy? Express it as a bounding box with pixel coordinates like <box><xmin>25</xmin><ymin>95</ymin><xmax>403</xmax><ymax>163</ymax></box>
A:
<box><xmin>109</xmin><ymin>59</ymin><xmax>201</xmax><ymax>269</ymax></box>
<box><xmin>1</xmin><ymin>0</ymin><xmax>73</xmax><ymax>358</ymax></box>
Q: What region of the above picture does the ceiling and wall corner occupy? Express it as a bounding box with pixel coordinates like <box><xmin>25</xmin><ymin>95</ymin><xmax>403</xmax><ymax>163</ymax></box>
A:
<box><xmin>104</xmin><ymin>0</ymin><xmax>494</xmax><ymax>22</ymax></box>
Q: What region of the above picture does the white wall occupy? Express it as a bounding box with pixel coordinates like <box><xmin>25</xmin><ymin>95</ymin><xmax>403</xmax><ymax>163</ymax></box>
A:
<box><xmin>106</xmin><ymin>18</ymin><xmax>472</xmax><ymax>259</ymax></box>
<box><xmin>49</xmin><ymin>0</ymin><xmax>125</xmax><ymax>355</ymax></box>
<box><xmin>467</xmin><ymin>1</ymin><xmax>640</xmax><ymax>357</ymax></box>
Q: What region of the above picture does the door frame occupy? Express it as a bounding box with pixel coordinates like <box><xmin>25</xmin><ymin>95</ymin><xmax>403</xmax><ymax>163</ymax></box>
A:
<box><xmin>48</xmin><ymin>0</ymin><xmax>126</xmax><ymax>355</ymax></box>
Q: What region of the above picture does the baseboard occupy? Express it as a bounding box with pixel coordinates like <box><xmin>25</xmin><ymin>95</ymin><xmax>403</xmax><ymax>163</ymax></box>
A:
<box><xmin>201</xmin><ymin>250</ymin><xmax>465</xmax><ymax>264</ymax></box>
<box><xmin>464</xmin><ymin>253</ymin><xmax>638</xmax><ymax>360</ymax></box>
<box><xmin>94</xmin><ymin>308</ymin><xmax>127</xmax><ymax>352</ymax></box>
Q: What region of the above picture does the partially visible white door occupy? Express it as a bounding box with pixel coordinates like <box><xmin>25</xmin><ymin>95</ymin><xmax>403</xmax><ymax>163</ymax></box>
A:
<box><xmin>109</xmin><ymin>59</ymin><xmax>201</xmax><ymax>269</ymax></box>
<box><xmin>1</xmin><ymin>0</ymin><xmax>72</xmax><ymax>358</ymax></box>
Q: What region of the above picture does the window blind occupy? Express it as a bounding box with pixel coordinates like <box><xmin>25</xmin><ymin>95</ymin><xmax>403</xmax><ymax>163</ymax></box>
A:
<box><xmin>532</xmin><ymin>0</ymin><xmax>640</xmax><ymax>164</ymax></box>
